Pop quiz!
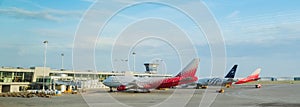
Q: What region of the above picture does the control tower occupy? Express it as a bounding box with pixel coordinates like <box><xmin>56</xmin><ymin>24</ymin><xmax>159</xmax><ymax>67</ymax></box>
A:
<box><xmin>144</xmin><ymin>63</ymin><xmax>158</xmax><ymax>74</ymax></box>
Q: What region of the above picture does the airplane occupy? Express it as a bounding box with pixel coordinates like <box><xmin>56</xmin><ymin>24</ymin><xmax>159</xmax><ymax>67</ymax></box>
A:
<box><xmin>196</xmin><ymin>64</ymin><xmax>238</xmax><ymax>89</ymax></box>
<box><xmin>103</xmin><ymin>58</ymin><xmax>200</xmax><ymax>92</ymax></box>
<box><xmin>235</xmin><ymin>68</ymin><xmax>261</xmax><ymax>88</ymax></box>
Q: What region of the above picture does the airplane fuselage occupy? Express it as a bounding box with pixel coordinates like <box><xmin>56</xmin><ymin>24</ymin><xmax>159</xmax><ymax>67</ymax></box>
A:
<box><xmin>197</xmin><ymin>78</ymin><xmax>234</xmax><ymax>86</ymax></box>
<box><xmin>235</xmin><ymin>77</ymin><xmax>260</xmax><ymax>84</ymax></box>
<box><xmin>103</xmin><ymin>76</ymin><xmax>198</xmax><ymax>91</ymax></box>
<box><xmin>235</xmin><ymin>70</ymin><xmax>260</xmax><ymax>84</ymax></box>
<box><xmin>103</xmin><ymin>58</ymin><xmax>200</xmax><ymax>92</ymax></box>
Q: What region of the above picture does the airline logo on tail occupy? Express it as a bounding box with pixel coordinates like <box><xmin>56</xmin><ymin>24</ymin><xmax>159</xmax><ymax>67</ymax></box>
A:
<box><xmin>224</xmin><ymin>65</ymin><xmax>238</xmax><ymax>78</ymax></box>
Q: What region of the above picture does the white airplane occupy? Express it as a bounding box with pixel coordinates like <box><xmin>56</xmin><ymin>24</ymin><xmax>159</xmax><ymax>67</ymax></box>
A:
<box><xmin>103</xmin><ymin>58</ymin><xmax>200</xmax><ymax>92</ymax></box>
<box><xmin>196</xmin><ymin>65</ymin><xmax>238</xmax><ymax>89</ymax></box>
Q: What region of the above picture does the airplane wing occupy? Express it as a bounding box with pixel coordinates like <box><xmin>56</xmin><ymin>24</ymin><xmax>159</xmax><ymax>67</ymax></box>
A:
<box><xmin>126</xmin><ymin>80</ymin><xmax>144</xmax><ymax>89</ymax></box>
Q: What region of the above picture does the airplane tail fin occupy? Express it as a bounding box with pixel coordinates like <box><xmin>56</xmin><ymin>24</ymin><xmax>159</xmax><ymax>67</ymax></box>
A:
<box><xmin>175</xmin><ymin>58</ymin><xmax>200</xmax><ymax>77</ymax></box>
<box><xmin>248</xmin><ymin>68</ymin><xmax>261</xmax><ymax>78</ymax></box>
<box><xmin>224</xmin><ymin>65</ymin><xmax>238</xmax><ymax>78</ymax></box>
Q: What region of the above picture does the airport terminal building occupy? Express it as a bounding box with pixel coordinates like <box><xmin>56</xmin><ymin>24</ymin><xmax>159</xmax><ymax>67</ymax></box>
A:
<box><xmin>0</xmin><ymin>63</ymin><xmax>171</xmax><ymax>93</ymax></box>
<box><xmin>2</xmin><ymin>63</ymin><xmax>300</xmax><ymax>93</ymax></box>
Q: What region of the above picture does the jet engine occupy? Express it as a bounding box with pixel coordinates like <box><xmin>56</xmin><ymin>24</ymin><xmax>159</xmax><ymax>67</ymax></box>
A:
<box><xmin>117</xmin><ymin>85</ymin><xmax>127</xmax><ymax>91</ymax></box>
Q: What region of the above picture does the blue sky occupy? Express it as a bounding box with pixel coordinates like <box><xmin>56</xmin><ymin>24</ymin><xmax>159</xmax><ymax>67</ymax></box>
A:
<box><xmin>0</xmin><ymin>0</ymin><xmax>299</xmax><ymax>78</ymax></box>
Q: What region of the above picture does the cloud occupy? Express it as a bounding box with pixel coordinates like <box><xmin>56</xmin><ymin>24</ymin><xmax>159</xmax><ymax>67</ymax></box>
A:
<box><xmin>225</xmin><ymin>23</ymin><xmax>300</xmax><ymax>46</ymax></box>
<box><xmin>30</xmin><ymin>28</ymin><xmax>74</xmax><ymax>37</ymax></box>
<box><xmin>0</xmin><ymin>7</ymin><xmax>59</xmax><ymax>21</ymax></box>
<box><xmin>223</xmin><ymin>9</ymin><xmax>300</xmax><ymax>47</ymax></box>
<box><xmin>226</xmin><ymin>10</ymin><xmax>240</xmax><ymax>19</ymax></box>
<box><xmin>0</xmin><ymin>7</ymin><xmax>82</xmax><ymax>22</ymax></box>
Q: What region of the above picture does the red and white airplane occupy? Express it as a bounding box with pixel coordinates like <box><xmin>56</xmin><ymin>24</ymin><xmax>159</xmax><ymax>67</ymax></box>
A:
<box><xmin>103</xmin><ymin>58</ymin><xmax>200</xmax><ymax>92</ymax></box>
<box><xmin>235</xmin><ymin>68</ymin><xmax>262</xmax><ymax>88</ymax></box>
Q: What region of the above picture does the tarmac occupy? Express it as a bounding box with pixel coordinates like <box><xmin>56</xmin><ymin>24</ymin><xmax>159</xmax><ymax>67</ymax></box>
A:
<box><xmin>0</xmin><ymin>84</ymin><xmax>300</xmax><ymax>107</ymax></box>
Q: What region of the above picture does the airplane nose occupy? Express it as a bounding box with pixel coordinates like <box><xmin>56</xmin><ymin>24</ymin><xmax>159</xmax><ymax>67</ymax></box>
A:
<box><xmin>103</xmin><ymin>76</ymin><xmax>112</xmax><ymax>85</ymax></box>
<box><xmin>103</xmin><ymin>80</ymin><xmax>108</xmax><ymax>85</ymax></box>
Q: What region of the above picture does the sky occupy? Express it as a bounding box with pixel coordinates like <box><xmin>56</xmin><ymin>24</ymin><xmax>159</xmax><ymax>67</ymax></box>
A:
<box><xmin>0</xmin><ymin>0</ymin><xmax>299</xmax><ymax>78</ymax></box>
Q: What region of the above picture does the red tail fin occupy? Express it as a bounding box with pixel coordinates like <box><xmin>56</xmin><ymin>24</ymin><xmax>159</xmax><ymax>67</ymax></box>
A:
<box><xmin>247</xmin><ymin>68</ymin><xmax>261</xmax><ymax>79</ymax></box>
<box><xmin>175</xmin><ymin>58</ymin><xmax>200</xmax><ymax>77</ymax></box>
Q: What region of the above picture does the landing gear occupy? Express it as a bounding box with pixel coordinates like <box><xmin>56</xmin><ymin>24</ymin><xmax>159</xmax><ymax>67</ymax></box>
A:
<box><xmin>146</xmin><ymin>89</ymin><xmax>150</xmax><ymax>93</ymax></box>
<box><xmin>196</xmin><ymin>84</ymin><xmax>207</xmax><ymax>89</ymax></box>
<box><xmin>132</xmin><ymin>89</ymin><xmax>150</xmax><ymax>93</ymax></box>
<box><xmin>225</xmin><ymin>83</ymin><xmax>231</xmax><ymax>88</ymax></box>
<box><xmin>255</xmin><ymin>84</ymin><xmax>261</xmax><ymax>88</ymax></box>
<box><xmin>109</xmin><ymin>87</ymin><xmax>113</xmax><ymax>92</ymax></box>
<box><xmin>201</xmin><ymin>85</ymin><xmax>208</xmax><ymax>89</ymax></box>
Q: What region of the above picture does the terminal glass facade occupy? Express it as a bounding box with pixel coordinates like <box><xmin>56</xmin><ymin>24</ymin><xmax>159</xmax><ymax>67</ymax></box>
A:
<box><xmin>0</xmin><ymin>71</ymin><xmax>33</xmax><ymax>82</ymax></box>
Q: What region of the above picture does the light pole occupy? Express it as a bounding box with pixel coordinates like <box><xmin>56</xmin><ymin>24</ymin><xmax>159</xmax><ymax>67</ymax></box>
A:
<box><xmin>61</xmin><ymin>53</ymin><xmax>64</xmax><ymax>70</ymax></box>
<box><xmin>132</xmin><ymin>52</ymin><xmax>136</xmax><ymax>71</ymax></box>
<box><xmin>43</xmin><ymin>40</ymin><xmax>48</xmax><ymax>91</ymax></box>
